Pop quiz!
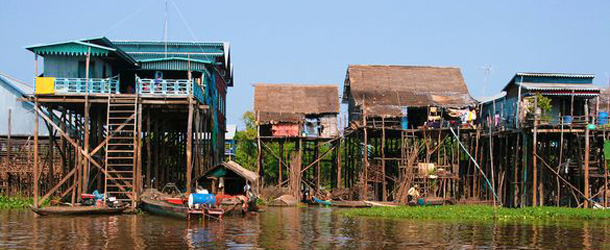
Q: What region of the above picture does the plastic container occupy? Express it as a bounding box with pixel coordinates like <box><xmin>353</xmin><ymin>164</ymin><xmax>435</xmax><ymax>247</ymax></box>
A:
<box><xmin>563</xmin><ymin>116</ymin><xmax>573</xmax><ymax>125</ymax></box>
<box><xmin>188</xmin><ymin>193</ymin><xmax>215</xmax><ymax>208</ymax></box>
<box><xmin>599</xmin><ymin>112</ymin><xmax>608</xmax><ymax>125</ymax></box>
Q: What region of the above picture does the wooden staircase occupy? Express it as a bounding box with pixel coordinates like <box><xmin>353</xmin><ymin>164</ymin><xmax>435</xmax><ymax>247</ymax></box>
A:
<box><xmin>104</xmin><ymin>95</ymin><xmax>138</xmax><ymax>204</ymax></box>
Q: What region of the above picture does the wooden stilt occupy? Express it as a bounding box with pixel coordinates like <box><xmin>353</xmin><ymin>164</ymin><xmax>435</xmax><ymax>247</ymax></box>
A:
<box><xmin>146</xmin><ymin>110</ymin><xmax>151</xmax><ymax>188</ymax></box>
<box><xmin>186</xmin><ymin>101</ymin><xmax>194</xmax><ymax>195</ymax></box>
<box><xmin>381</xmin><ymin>117</ymin><xmax>387</xmax><ymax>201</ymax></box>
<box><xmin>584</xmin><ymin>126</ymin><xmax>590</xmax><ymax>208</ymax></box>
<box><xmin>33</xmin><ymin>99</ymin><xmax>39</xmax><ymax>208</ymax></box>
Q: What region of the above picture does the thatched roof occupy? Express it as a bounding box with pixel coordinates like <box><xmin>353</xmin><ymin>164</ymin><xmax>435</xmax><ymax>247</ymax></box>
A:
<box><xmin>344</xmin><ymin>65</ymin><xmax>476</xmax><ymax>117</ymax></box>
<box><xmin>202</xmin><ymin>161</ymin><xmax>259</xmax><ymax>183</ymax></box>
<box><xmin>254</xmin><ymin>83</ymin><xmax>339</xmax><ymax>124</ymax></box>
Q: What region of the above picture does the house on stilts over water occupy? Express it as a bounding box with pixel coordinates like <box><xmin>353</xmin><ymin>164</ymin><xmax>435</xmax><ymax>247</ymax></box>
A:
<box><xmin>478</xmin><ymin>72</ymin><xmax>609</xmax><ymax>208</ymax></box>
<box><xmin>253</xmin><ymin>83</ymin><xmax>340</xmax><ymax>200</ymax></box>
<box><xmin>341</xmin><ymin>65</ymin><xmax>479</xmax><ymax>203</ymax></box>
<box><xmin>22</xmin><ymin>36</ymin><xmax>233</xmax><ymax>208</ymax></box>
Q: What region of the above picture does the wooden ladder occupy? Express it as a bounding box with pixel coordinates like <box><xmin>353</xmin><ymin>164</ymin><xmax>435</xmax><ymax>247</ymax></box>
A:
<box><xmin>104</xmin><ymin>95</ymin><xmax>138</xmax><ymax>203</ymax></box>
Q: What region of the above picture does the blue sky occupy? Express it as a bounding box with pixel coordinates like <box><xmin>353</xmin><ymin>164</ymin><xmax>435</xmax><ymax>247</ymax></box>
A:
<box><xmin>1</xmin><ymin>0</ymin><xmax>609</xmax><ymax>127</ymax></box>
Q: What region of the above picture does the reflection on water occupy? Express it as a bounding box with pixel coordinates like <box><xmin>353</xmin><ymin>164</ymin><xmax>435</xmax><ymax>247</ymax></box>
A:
<box><xmin>1</xmin><ymin>206</ymin><xmax>610</xmax><ymax>249</ymax></box>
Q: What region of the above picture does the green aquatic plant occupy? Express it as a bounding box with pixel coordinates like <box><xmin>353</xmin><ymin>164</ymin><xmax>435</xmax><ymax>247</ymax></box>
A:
<box><xmin>340</xmin><ymin>205</ymin><xmax>610</xmax><ymax>221</ymax></box>
<box><xmin>0</xmin><ymin>195</ymin><xmax>34</xmax><ymax>209</ymax></box>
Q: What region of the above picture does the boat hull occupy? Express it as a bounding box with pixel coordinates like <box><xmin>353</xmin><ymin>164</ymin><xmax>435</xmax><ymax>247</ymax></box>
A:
<box><xmin>140</xmin><ymin>197</ymin><xmax>189</xmax><ymax>219</ymax></box>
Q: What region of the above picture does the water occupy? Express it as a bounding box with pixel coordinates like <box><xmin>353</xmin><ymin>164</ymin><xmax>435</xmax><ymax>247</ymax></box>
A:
<box><xmin>1</xmin><ymin>206</ymin><xmax>609</xmax><ymax>249</ymax></box>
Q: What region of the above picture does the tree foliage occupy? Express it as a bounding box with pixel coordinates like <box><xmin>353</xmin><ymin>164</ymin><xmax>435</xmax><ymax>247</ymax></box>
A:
<box><xmin>234</xmin><ymin>111</ymin><xmax>257</xmax><ymax>171</ymax></box>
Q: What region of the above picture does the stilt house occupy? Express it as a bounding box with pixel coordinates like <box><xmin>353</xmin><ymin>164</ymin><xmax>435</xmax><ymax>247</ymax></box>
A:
<box><xmin>23</xmin><ymin>36</ymin><xmax>233</xmax><ymax>207</ymax></box>
<box><xmin>480</xmin><ymin>73</ymin><xmax>600</xmax><ymax>129</ymax></box>
<box><xmin>343</xmin><ymin>65</ymin><xmax>477</xmax><ymax>128</ymax></box>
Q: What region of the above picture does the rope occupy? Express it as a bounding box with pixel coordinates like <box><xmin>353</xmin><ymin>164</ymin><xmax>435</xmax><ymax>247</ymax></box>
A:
<box><xmin>103</xmin><ymin>0</ymin><xmax>160</xmax><ymax>35</ymax></box>
<box><xmin>169</xmin><ymin>0</ymin><xmax>214</xmax><ymax>62</ymax></box>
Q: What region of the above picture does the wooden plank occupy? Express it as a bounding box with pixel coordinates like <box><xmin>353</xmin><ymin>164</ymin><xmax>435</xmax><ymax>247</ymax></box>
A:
<box><xmin>38</xmin><ymin>167</ymin><xmax>77</xmax><ymax>206</ymax></box>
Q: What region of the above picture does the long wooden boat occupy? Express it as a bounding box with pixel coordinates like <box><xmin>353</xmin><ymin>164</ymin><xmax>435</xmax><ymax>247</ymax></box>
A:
<box><xmin>30</xmin><ymin>205</ymin><xmax>126</xmax><ymax>216</ymax></box>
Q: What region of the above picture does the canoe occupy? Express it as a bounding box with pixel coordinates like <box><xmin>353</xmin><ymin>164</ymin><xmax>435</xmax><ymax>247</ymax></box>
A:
<box><xmin>331</xmin><ymin>200</ymin><xmax>371</xmax><ymax>208</ymax></box>
<box><xmin>31</xmin><ymin>206</ymin><xmax>126</xmax><ymax>216</ymax></box>
<box><xmin>312</xmin><ymin>197</ymin><xmax>333</xmax><ymax>206</ymax></box>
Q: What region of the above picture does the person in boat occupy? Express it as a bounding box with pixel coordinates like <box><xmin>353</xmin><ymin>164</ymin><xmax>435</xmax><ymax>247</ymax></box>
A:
<box><xmin>407</xmin><ymin>185</ymin><xmax>420</xmax><ymax>203</ymax></box>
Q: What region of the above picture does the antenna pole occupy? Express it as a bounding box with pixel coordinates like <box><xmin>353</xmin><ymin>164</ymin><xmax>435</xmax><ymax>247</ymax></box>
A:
<box><xmin>164</xmin><ymin>1</ymin><xmax>168</xmax><ymax>58</ymax></box>
<box><xmin>480</xmin><ymin>65</ymin><xmax>492</xmax><ymax>97</ymax></box>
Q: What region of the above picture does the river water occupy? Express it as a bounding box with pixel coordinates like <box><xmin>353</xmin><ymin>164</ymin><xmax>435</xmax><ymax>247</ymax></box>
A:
<box><xmin>1</xmin><ymin>206</ymin><xmax>609</xmax><ymax>249</ymax></box>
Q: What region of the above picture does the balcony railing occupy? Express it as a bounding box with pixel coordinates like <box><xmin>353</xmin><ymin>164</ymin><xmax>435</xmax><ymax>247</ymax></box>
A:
<box><xmin>37</xmin><ymin>76</ymin><xmax>120</xmax><ymax>94</ymax></box>
<box><xmin>136</xmin><ymin>76</ymin><xmax>205</xmax><ymax>103</ymax></box>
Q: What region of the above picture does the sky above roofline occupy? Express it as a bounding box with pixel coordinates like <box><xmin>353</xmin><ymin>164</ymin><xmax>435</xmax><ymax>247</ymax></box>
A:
<box><xmin>1</xmin><ymin>0</ymin><xmax>610</xmax><ymax>127</ymax></box>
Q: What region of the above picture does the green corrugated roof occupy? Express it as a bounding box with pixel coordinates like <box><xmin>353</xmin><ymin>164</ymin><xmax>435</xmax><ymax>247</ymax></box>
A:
<box><xmin>26</xmin><ymin>41</ymin><xmax>113</xmax><ymax>56</ymax></box>
<box><xmin>139</xmin><ymin>57</ymin><xmax>212</xmax><ymax>71</ymax></box>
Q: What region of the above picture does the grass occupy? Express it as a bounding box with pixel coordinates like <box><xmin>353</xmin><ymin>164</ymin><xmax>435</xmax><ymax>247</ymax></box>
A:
<box><xmin>340</xmin><ymin>205</ymin><xmax>610</xmax><ymax>221</ymax></box>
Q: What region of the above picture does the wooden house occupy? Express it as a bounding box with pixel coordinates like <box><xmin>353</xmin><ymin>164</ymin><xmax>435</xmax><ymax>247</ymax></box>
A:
<box><xmin>343</xmin><ymin>65</ymin><xmax>477</xmax><ymax>129</ymax></box>
<box><xmin>254</xmin><ymin>84</ymin><xmax>339</xmax><ymax>138</ymax></box>
<box><xmin>23</xmin><ymin>36</ymin><xmax>233</xmax><ymax>207</ymax></box>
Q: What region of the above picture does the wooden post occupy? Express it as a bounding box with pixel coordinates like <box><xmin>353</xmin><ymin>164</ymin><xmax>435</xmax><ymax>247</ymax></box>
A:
<box><xmin>584</xmin><ymin>126</ymin><xmax>590</xmax><ymax>208</ymax></box>
<box><xmin>34</xmin><ymin>55</ymin><xmax>38</xmax><ymax>77</ymax></box>
<box><xmin>33</xmin><ymin>99</ymin><xmax>39</xmax><ymax>208</ymax></box>
<box><xmin>533</xmin><ymin>123</ymin><xmax>538</xmax><ymax>206</ymax></box>
<box><xmin>256</xmin><ymin>112</ymin><xmax>262</xmax><ymax>192</ymax></box>
<box><xmin>315</xmin><ymin>141</ymin><xmax>320</xmax><ymax>194</ymax></box>
<box><xmin>381</xmin><ymin>117</ymin><xmax>387</xmax><ymax>201</ymax></box>
<box><xmin>135</xmin><ymin>102</ymin><xmax>143</xmax><ymax>202</ymax></box>
<box><xmin>278</xmin><ymin>141</ymin><xmax>283</xmax><ymax>186</ymax></box>
<box><xmin>82</xmin><ymin>48</ymin><xmax>91</xmax><ymax>195</ymax></box>
<box><xmin>185</xmin><ymin>101</ymin><xmax>194</xmax><ymax>195</ymax></box>
<box><xmin>337</xmin><ymin>139</ymin><xmax>342</xmax><ymax>189</ymax></box>
<box><xmin>363</xmin><ymin>118</ymin><xmax>368</xmax><ymax>200</ymax></box>
<box><xmin>153</xmin><ymin>118</ymin><xmax>159</xmax><ymax>188</ymax></box>
<box><xmin>146</xmin><ymin>110</ymin><xmax>151</xmax><ymax>188</ymax></box>
<box><xmin>7</xmin><ymin>108</ymin><xmax>11</xmax><ymax>166</ymax></box>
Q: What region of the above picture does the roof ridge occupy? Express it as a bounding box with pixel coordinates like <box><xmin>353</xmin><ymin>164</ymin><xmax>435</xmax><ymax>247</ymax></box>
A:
<box><xmin>253</xmin><ymin>83</ymin><xmax>338</xmax><ymax>87</ymax></box>
<box><xmin>0</xmin><ymin>72</ymin><xmax>32</xmax><ymax>87</ymax></box>
<box><xmin>349</xmin><ymin>64</ymin><xmax>460</xmax><ymax>69</ymax></box>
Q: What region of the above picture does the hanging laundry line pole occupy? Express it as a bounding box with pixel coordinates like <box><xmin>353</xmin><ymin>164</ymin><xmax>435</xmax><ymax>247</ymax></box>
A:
<box><xmin>449</xmin><ymin>126</ymin><xmax>500</xmax><ymax>202</ymax></box>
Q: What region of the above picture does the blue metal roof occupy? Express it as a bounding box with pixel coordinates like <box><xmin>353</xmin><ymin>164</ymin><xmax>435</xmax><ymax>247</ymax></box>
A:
<box><xmin>0</xmin><ymin>72</ymin><xmax>33</xmax><ymax>95</ymax></box>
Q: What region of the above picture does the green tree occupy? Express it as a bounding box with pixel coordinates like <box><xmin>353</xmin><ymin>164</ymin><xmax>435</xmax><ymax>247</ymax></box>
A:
<box><xmin>234</xmin><ymin>111</ymin><xmax>258</xmax><ymax>171</ymax></box>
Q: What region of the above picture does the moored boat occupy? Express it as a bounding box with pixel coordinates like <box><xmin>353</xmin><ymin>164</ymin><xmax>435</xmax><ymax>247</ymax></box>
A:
<box><xmin>30</xmin><ymin>205</ymin><xmax>126</xmax><ymax>216</ymax></box>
